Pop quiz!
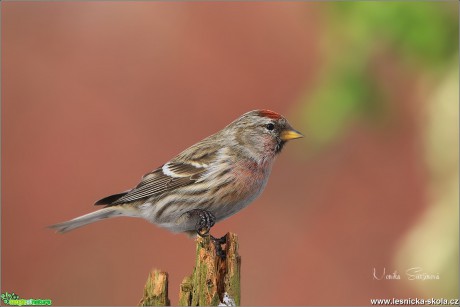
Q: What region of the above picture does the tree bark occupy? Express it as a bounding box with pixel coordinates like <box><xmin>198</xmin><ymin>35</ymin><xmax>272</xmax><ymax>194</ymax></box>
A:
<box><xmin>139</xmin><ymin>270</ymin><xmax>170</xmax><ymax>306</ymax></box>
<box><xmin>179</xmin><ymin>233</ymin><xmax>241</xmax><ymax>306</ymax></box>
<box><xmin>140</xmin><ymin>232</ymin><xmax>240</xmax><ymax>306</ymax></box>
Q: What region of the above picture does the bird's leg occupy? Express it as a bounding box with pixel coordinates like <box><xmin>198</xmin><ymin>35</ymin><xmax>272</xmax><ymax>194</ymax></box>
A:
<box><xmin>188</xmin><ymin>209</ymin><xmax>226</xmax><ymax>259</ymax></box>
<box><xmin>189</xmin><ymin>209</ymin><xmax>216</xmax><ymax>236</ymax></box>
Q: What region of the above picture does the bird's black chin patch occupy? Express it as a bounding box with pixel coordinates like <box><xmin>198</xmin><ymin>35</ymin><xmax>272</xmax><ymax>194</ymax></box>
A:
<box><xmin>275</xmin><ymin>140</ymin><xmax>286</xmax><ymax>154</ymax></box>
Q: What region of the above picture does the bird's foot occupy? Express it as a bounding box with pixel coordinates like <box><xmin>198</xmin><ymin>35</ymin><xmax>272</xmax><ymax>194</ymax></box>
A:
<box><xmin>190</xmin><ymin>209</ymin><xmax>216</xmax><ymax>237</ymax></box>
<box><xmin>188</xmin><ymin>209</ymin><xmax>226</xmax><ymax>259</ymax></box>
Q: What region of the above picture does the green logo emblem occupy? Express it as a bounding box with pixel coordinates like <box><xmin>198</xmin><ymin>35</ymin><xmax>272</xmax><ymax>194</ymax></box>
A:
<box><xmin>1</xmin><ymin>292</ymin><xmax>52</xmax><ymax>306</ymax></box>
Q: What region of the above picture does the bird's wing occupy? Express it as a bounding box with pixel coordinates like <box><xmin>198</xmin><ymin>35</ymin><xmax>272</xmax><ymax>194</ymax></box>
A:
<box><xmin>102</xmin><ymin>163</ymin><xmax>206</xmax><ymax>205</ymax></box>
<box><xmin>96</xmin><ymin>151</ymin><xmax>219</xmax><ymax>206</ymax></box>
<box><xmin>95</xmin><ymin>134</ymin><xmax>223</xmax><ymax>206</ymax></box>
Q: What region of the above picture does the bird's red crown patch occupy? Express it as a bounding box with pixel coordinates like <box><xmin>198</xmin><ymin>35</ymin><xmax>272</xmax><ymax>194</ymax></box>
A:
<box><xmin>258</xmin><ymin>109</ymin><xmax>282</xmax><ymax>119</ymax></box>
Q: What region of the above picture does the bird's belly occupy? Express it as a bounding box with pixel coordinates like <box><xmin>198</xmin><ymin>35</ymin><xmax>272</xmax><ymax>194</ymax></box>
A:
<box><xmin>138</xmin><ymin>160</ymin><xmax>272</xmax><ymax>231</ymax></box>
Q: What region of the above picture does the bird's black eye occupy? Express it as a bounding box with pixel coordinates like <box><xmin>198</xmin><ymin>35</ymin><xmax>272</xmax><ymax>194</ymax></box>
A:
<box><xmin>266</xmin><ymin>123</ymin><xmax>275</xmax><ymax>131</ymax></box>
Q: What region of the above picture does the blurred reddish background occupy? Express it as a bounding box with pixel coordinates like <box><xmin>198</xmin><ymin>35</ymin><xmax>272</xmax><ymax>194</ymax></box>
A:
<box><xmin>2</xmin><ymin>2</ymin><xmax>458</xmax><ymax>306</ymax></box>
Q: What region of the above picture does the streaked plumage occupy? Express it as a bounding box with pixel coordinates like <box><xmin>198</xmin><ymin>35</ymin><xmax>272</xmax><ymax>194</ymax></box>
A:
<box><xmin>50</xmin><ymin>110</ymin><xmax>303</xmax><ymax>235</ymax></box>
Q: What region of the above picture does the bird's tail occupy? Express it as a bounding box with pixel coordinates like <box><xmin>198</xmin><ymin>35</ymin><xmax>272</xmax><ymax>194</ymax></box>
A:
<box><xmin>49</xmin><ymin>207</ymin><xmax>124</xmax><ymax>233</ymax></box>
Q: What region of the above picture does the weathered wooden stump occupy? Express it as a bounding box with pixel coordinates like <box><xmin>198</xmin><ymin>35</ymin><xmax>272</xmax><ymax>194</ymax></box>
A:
<box><xmin>139</xmin><ymin>270</ymin><xmax>170</xmax><ymax>306</ymax></box>
<box><xmin>139</xmin><ymin>233</ymin><xmax>241</xmax><ymax>306</ymax></box>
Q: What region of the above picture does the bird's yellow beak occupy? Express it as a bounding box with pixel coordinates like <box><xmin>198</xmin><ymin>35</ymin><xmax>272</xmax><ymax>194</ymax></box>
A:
<box><xmin>280</xmin><ymin>128</ymin><xmax>304</xmax><ymax>141</ymax></box>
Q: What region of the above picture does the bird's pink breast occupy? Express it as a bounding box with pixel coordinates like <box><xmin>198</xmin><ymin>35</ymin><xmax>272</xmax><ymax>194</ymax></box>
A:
<box><xmin>231</xmin><ymin>160</ymin><xmax>272</xmax><ymax>202</ymax></box>
<box><xmin>210</xmin><ymin>158</ymin><xmax>274</xmax><ymax>221</ymax></box>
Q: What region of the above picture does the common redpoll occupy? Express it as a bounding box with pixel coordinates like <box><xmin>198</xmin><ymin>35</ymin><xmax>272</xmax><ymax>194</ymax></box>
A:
<box><xmin>50</xmin><ymin>110</ymin><xmax>303</xmax><ymax>242</ymax></box>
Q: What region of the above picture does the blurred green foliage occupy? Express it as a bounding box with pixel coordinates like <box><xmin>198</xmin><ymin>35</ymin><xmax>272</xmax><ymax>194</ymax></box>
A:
<box><xmin>305</xmin><ymin>63</ymin><xmax>385</xmax><ymax>144</ymax></box>
<box><xmin>329</xmin><ymin>2</ymin><xmax>458</xmax><ymax>67</ymax></box>
<box><xmin>301</xmin><ymin>2</ymin><xmax>458</xmax><ymax>146</ymax></box>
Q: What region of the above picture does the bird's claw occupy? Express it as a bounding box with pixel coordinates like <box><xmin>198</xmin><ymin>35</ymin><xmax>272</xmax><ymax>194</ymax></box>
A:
<box><xmin>191</xmin><ymin>209</ymin><xmax>216</xmax><ymax>236</ymax></box>
<box><xmin>189</xmin><ymin>209</ymin><xmax>226</xmax><ymax>259</ymax></box>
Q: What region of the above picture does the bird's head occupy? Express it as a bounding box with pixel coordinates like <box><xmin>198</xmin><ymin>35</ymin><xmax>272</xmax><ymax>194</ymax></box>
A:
<box><xmin>226</xmin><ymin>109</ymin><xmax>303</xmax><ymax>162</ymax></box>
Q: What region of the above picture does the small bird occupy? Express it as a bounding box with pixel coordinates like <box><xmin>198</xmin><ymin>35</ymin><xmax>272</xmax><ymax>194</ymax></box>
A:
<box><xmin>50</xmin><ymin>110</ymin><xmax>303</xmax><ymax>246</ymax></box>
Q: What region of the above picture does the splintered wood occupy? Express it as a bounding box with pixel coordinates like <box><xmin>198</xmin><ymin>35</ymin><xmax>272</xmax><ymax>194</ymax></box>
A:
<box><xmin>139</xmin><ymin>270</ymin><xmax>170</xmax><ymax>306</ymax></box>
<box><xmin>139</xmin><ymin>233</ymin><xmax>241</xmax><ymax>306</ymax></box>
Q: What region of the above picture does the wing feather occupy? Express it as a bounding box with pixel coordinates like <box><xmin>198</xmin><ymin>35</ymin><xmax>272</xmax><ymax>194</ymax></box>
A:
<box><xmin>107</xmin><ymin>160</ymin><xmax>214</xmax><ymax>205</ymax></box>
<box><xmin>98</xmin><ymin>134</ymin><xmax>222</xmax><ymax>206</ymax></box>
